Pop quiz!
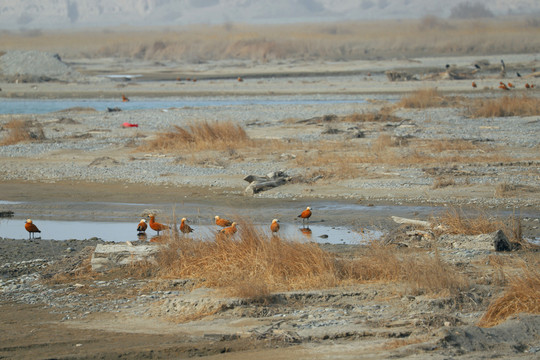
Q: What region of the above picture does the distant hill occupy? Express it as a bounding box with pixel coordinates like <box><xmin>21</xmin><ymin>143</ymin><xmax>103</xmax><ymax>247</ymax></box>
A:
<box><xmin>1</xmin><ymin>0</ymin><xmax>539</xmax><ymax>30</ymax></box>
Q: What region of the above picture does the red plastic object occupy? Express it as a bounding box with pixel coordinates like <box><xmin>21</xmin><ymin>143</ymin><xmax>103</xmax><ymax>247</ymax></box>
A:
<box><xmin>122</xmin><ymin>122</ymin><xmax>139</xmax><ymax>128</ymax></box>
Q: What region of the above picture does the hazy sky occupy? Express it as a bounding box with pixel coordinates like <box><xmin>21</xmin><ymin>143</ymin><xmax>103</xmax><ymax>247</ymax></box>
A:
<box><xmin>0</xmin><ymin>0</ymin><xmax>538</xmax><ymax>30</ymax></box>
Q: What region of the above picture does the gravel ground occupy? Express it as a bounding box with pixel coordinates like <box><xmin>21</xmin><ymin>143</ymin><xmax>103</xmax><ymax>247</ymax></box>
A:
<box><xmin>1</xmin><ymin>50</ymin><xmax>539</xmax><ymax>359</ymax></box>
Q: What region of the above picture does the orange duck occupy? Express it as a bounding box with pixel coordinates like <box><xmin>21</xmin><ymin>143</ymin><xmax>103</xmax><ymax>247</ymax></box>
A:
<box><xmin>270</xmin><ymin>219</ymin><xmax>280</xmax><ymax>234</ymax></box>
<box><xmin>25</xmin><ymin>219</ymin><xmax>41</xmax><ymax>239</ymax></box>
<box><xmin>180</xmin><ymin>218</ymin><xmax>193</xmax><ymax>234</ymax></box>
<box><xmin>215</xmin><ymin>215</ymin><xmax>233</xmax><ymax>227</ymax></box>
<box><xmin>148</xmin><ymin>214</ymin><xmax>169</xmax><ymax>235</ymax></box>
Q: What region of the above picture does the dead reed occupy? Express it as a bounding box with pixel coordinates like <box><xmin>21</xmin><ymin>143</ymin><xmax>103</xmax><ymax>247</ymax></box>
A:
<box><xmin>397</xmin><ymin>88</ymin><xmax>449</xmax><ymax>109</ymax></box>
<box><xmin>435</xmin><ymin>207</ymin><xmax>506</xmax><ymax>235</ymax></box>
<box><xmin>468</xmin><ymin>95</ymin><xmax>540</xmax><ymax>118</ymax></box>
<box><xmin>478</xmin><ymin>266</ymin><xmax>540</xmax><ymax>327</ymax></box>
<box><xmin>154</xmin><ymin>219</ymin><xmax>469</xmax><ymax>299</ymax></box>
<box><xmin>0</xmin><ymin>119</ymin><xmax>45</xmax><ymax>145</ymax></box>
<box><xmin>157</xmin><ymin>220</ymin><xmax>338</xmax><ymax>297</ymax></box>
<box><xmin>341</xmin><ymin>108</ymin><xmax>401</xmax><ymax>123</ymax></box>
<box><xmin>340</xmin><ymin>243</ymin><xmax>469</xmax><ymax>296</ymax></box>
<box><xmin>432</xmin><ymin>176</ymin><xmax>456</xmax><ymax>189</ymax></box>
<box><xmin>140</xmin><ymin>120</ymin><xmax>252</xmax><ymax>153</ymax></box>
<box><xmin>433</xmin><ymin>207</ymin><xmax>523</xmax><ymax>243</ymax></box>
<box><xmin>3</xmin><ymin>19</ymin><xmax>538</xmax><ymax>62</ymax></box>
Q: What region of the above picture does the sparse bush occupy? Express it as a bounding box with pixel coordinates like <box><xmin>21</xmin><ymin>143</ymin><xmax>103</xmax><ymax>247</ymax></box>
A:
<box><xmin>341</xmin><ymin>108</ymin><xmax>401</xmax><ymax>123</ymax></box>
<box><xmin>157</xmin><ymin>220</ymin><xmax>338</xmax><ymax>296</ymax></box>
<box><xmin>435</xmin><ymin>207</ymin><xmax>507</xmax><ymax>235</ymax></box>
<box><xmin>0</xmin><ymin>119</ymin><xmax>45</xmax><ymax>145</ymax></box>
<box><xmin>432</xmin><ymin>176</ymin><xmax>456</xmax><ymax>189</ymax></box>
<box><xmin>467</xmin><ymin>95</ymin><xmax>540</xmax><ymax>118</ymax></box>
<box><xmin>433</xmin><ymin>207</ymin><xmax>523</xmax><ymax>243</ymax></box>
<box><xmin>156</xmin><ymin>219</ymin><xmax>469</xmax><ymax>299</ymax></box>
<box><xmin>341</xmin><ymin>243</ymin><xmax>469</xmax><ymax>296</ymax></box>
<box><xmin>397</xmin><ymin>88</ymin><xmax>448</xmax><ymax>109</ymax></box>
<box><xmin>478</xmin><ymin>267</ymin><xmax>540</xmax><ymax>327</ymax></box>
<box><xmin>449</xmin><ymin>2</ymin><xmax>494</xmax><ymax>19</ymax></box>
<box><xmin>141</xmin><ymin>120</ymin><xmax>252</xmax><ymax>153</ymax></box>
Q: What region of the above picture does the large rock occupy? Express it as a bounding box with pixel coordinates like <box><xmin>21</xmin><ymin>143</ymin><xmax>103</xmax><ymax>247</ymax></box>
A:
<box><xmin>91</xmin><ymin>243</ymin><xmax>161</xmax><ymax>272</ymax></box>
<box><xmin>438</xmin><ymin>230</ymin><xmax>512</xmax><ymax>251</ymax></box>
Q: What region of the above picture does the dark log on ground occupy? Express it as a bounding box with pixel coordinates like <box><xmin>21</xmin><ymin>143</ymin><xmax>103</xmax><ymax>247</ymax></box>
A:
<box><xmin>244</xmin><ymin>171</ymin><xmax>290</xmax><ymax>195</ymax></box>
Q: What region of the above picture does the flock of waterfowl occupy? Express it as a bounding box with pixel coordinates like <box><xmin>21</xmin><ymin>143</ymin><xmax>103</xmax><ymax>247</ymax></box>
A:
<box><xmin>23</xmin><ymin>206</ymin><xmax>314</xmax><ymax>241</ymax></box>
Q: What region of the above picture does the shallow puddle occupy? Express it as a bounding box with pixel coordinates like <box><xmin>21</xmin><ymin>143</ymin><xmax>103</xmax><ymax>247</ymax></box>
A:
<box><xmin>0</xmin><ymin>218</ymin><xmax>381</xmax><ymax>245</ymax></box>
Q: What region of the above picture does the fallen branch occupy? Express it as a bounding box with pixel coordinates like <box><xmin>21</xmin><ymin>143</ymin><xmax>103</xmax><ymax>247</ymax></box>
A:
<box><xmin>244</xmin><ymin>171</ymin><xmax>290</xmax><ymax>195</ymax></box>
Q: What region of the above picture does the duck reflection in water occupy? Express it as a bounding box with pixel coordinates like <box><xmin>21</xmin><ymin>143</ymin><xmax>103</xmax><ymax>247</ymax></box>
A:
<box><xmin>300</xmin><ymin>227</ymin><xmax>312</xmax><ymax>238</ymax></box>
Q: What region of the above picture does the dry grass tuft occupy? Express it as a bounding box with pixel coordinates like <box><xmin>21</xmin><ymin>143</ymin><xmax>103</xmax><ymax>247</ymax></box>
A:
<box><xmin>468</xmin><ymin>95</ymin><xmax>540</xmax><ymax>118</ymax></box>
<box><xmin>141</xmin><ymin>120</ymin><xmax>252</xmax><ymax>152</ymax></box>
<box><xmin>153</xmin><ymin>219</ymin><xmax>469</xmax><ymax>299</ymax></box>
<box><xmin>435</xmin><ymin>207</ymin><xmax>507</xmax><ymax>236</ymax></box>
<box><xmin>0</xmin><ymin>119</ymin><xmax>45</xmax><ymax>145</ymax></box>
<box><xmin>341</xmin><ymin>243</ymin><xmax>469</xmax><ymax>296</ymax></box>
<box><xmin>433</xmin><ymin>207</ymin><xmax>524</xmax><ymax>244</ymax></box>
<box><xmin>341</xmin><ymin>108</ymin><xmax>401</xmax><ymax>123</ymax></box>
<box><xmin>397</xmin><ymin>88</ymin><xmax>450</xmax><ymax>109</ymax></box>
<box><xmin>432</xmin><ymin>176</ymin><xmax>456</xmax><ymax>189</ymax></box>
<box><xmin>478</xmin><ymin>267</ymin><xmax>540</xmax><ymax>327</ymax></box>
<box><xmin>157</xmin><ymin>220</ymin><xmax>337</xmax><ymax>297</ymax></box>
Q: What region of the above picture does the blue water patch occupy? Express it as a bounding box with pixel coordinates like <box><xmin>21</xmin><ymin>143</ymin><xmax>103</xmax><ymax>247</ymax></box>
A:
<box><xmin>0</xmin><ymin>218</ymin><xmax>379</xmax><ymax>245</ymax></box>
<box><xmin>0</xmin><ymin>97</ymin><xmax>370</xmax><ymax>115</ymax></box>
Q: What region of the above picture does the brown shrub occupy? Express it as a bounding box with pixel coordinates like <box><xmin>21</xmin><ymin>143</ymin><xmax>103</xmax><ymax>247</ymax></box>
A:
<box><xmin>0</xmin><ymin>119</ymin><xmax>45</xmax><ymax>145</ymax></box>
<box><xmin>157</xmin><ymin>220</ymin><xmax>338</xmax><ymax>297</ymax></box>
<box><xmin>468</xmin><ymin>95</ymin><xmax>540</xmax><ymax>118</ymax></box>
<box><xmin>141</xmin><ymin>120</ymin><xmax>252</xmax><ymax>152</ymax></box>
<box><xmin>478</xmin><ymin>267</ymin><xmax>540</xmax><ymax>327</ymax></box>
<box><xmin>433</xmin><ymin>207</ymin><xmax>523</xmax><ymax>243</ymax></box>
<box><xmin>341</xmin><ymin>108</ymin><xmax>401</xmax><ymax>123</ymax></box>
<box><xmin>155</xmin><ymin>219</ymin><xmax>469</xmax><ymax>299</ymax></box>
<box><xmin>435</xmin><ymin>207</ymin><xmax>507</xmax><ymax>235</ymax></box>
<box><xmin>397</xmin><ymin>88</ymin><xmax>448</xmax><ymax>109</ymax></box>
<box><xmin>432</xmin><ymin>176</ymin><xmax>456</xmax><ymax>189</ymax></box>
<box><xmin>340</xmin><ymin>243</ymin><xmax>469</xmax><ymax>296</ymax></box>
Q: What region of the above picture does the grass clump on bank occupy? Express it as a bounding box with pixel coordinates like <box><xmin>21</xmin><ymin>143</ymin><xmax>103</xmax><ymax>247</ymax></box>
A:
<box><xmin>0</xmin><ymin>119</ymin><xmax>45</xmax><ymax>145</ymax></box>
<box><xmin>467</xmin><ymin>95</ymin><xmax>540</xmax><ymax>118</ymax></box>
<box><xmin>433</xmin><ymin>207</ymin><xmax>523</xmax><ymax>244</ymax></box>
<box><xmin>155</xmin><ymin>220</ymin><xmax>469</xmax><ymax>300</ymax></box>
<box><xmin>141</xmin><ymin>120</ymin><xmax>252</xmax><ymax>152</ymax></box>
<box><xmin>397</xmin><ymin>88</ymin><xmax>453</xmax><ymax>109</ymax></box>
<box><xmin>478</xmin><ymin>266</ymin><xmax>540</xmax><ymax>327</ymax></box>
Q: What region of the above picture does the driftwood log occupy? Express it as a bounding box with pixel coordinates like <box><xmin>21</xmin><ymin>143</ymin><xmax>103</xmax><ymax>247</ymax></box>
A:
<box><xmin>391</xmin><ymin>216</ymin><xmax>447</xmax><ymax>231</ymax></box>
<box><xmin>385</xmin><ymin>70</ymin><xmax>417</xmax><ymax>81</ymax></box>
<box><xmin>244</xmin><ymin>171</ymin><xmax>290</xmax><ymax>195</ymax></box>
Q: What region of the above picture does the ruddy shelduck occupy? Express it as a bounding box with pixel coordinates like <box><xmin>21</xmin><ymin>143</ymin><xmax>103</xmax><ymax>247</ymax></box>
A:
<box><xmin>220</xmin><ymin>222</ymin><xmax>237</xmax><ymax>235</ymax></box>
<box><xmin>270</xmin><ymin>219</ymin><xmax>280</xmax><ymax>234</ymax></box>
<box><xmin>525</xmin><ymin>83</ymin><xmax>531</xmax><ymax>89</ymax></box>
<box><xmin>148</xmin><ymin>214</ymin><xmax>169</xmax><ymax>235</ymax></box>
<box><xmin>472</xmin><ymin>81</ymin><xmax>477</xmax><ymax>88</ymax></box>
<box><xmin>122</xmin><ymin>94</ymin><xmax>129</xmax><ymax>102</ymax></box>
<box><xmin>25</xmin><ymin>219</ymin><xmax>41</xmax><ymax>239</ymax></box>
<box><xmin>215</xmin><ymin>215</ymin><xmax>233</xmax><ymax>227</ymax></box>
<box><xmin>298</xmin><ymin>206</ymin><xmax>312</xmax><ymax>225</ymax></box>
<box><xmin>498</xmin><ymin>82</ymin><xmax>510</xmax><ymax>91</ymax></box>
<box><xmin>180</xmin><ymin>217</ymin><xmax>193</xmax><ymax>234</ymax></box>
<box><xmin>137</xmin><ymin>219</ymin><xmax>147</xmax><ymax>233</ymax></box>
